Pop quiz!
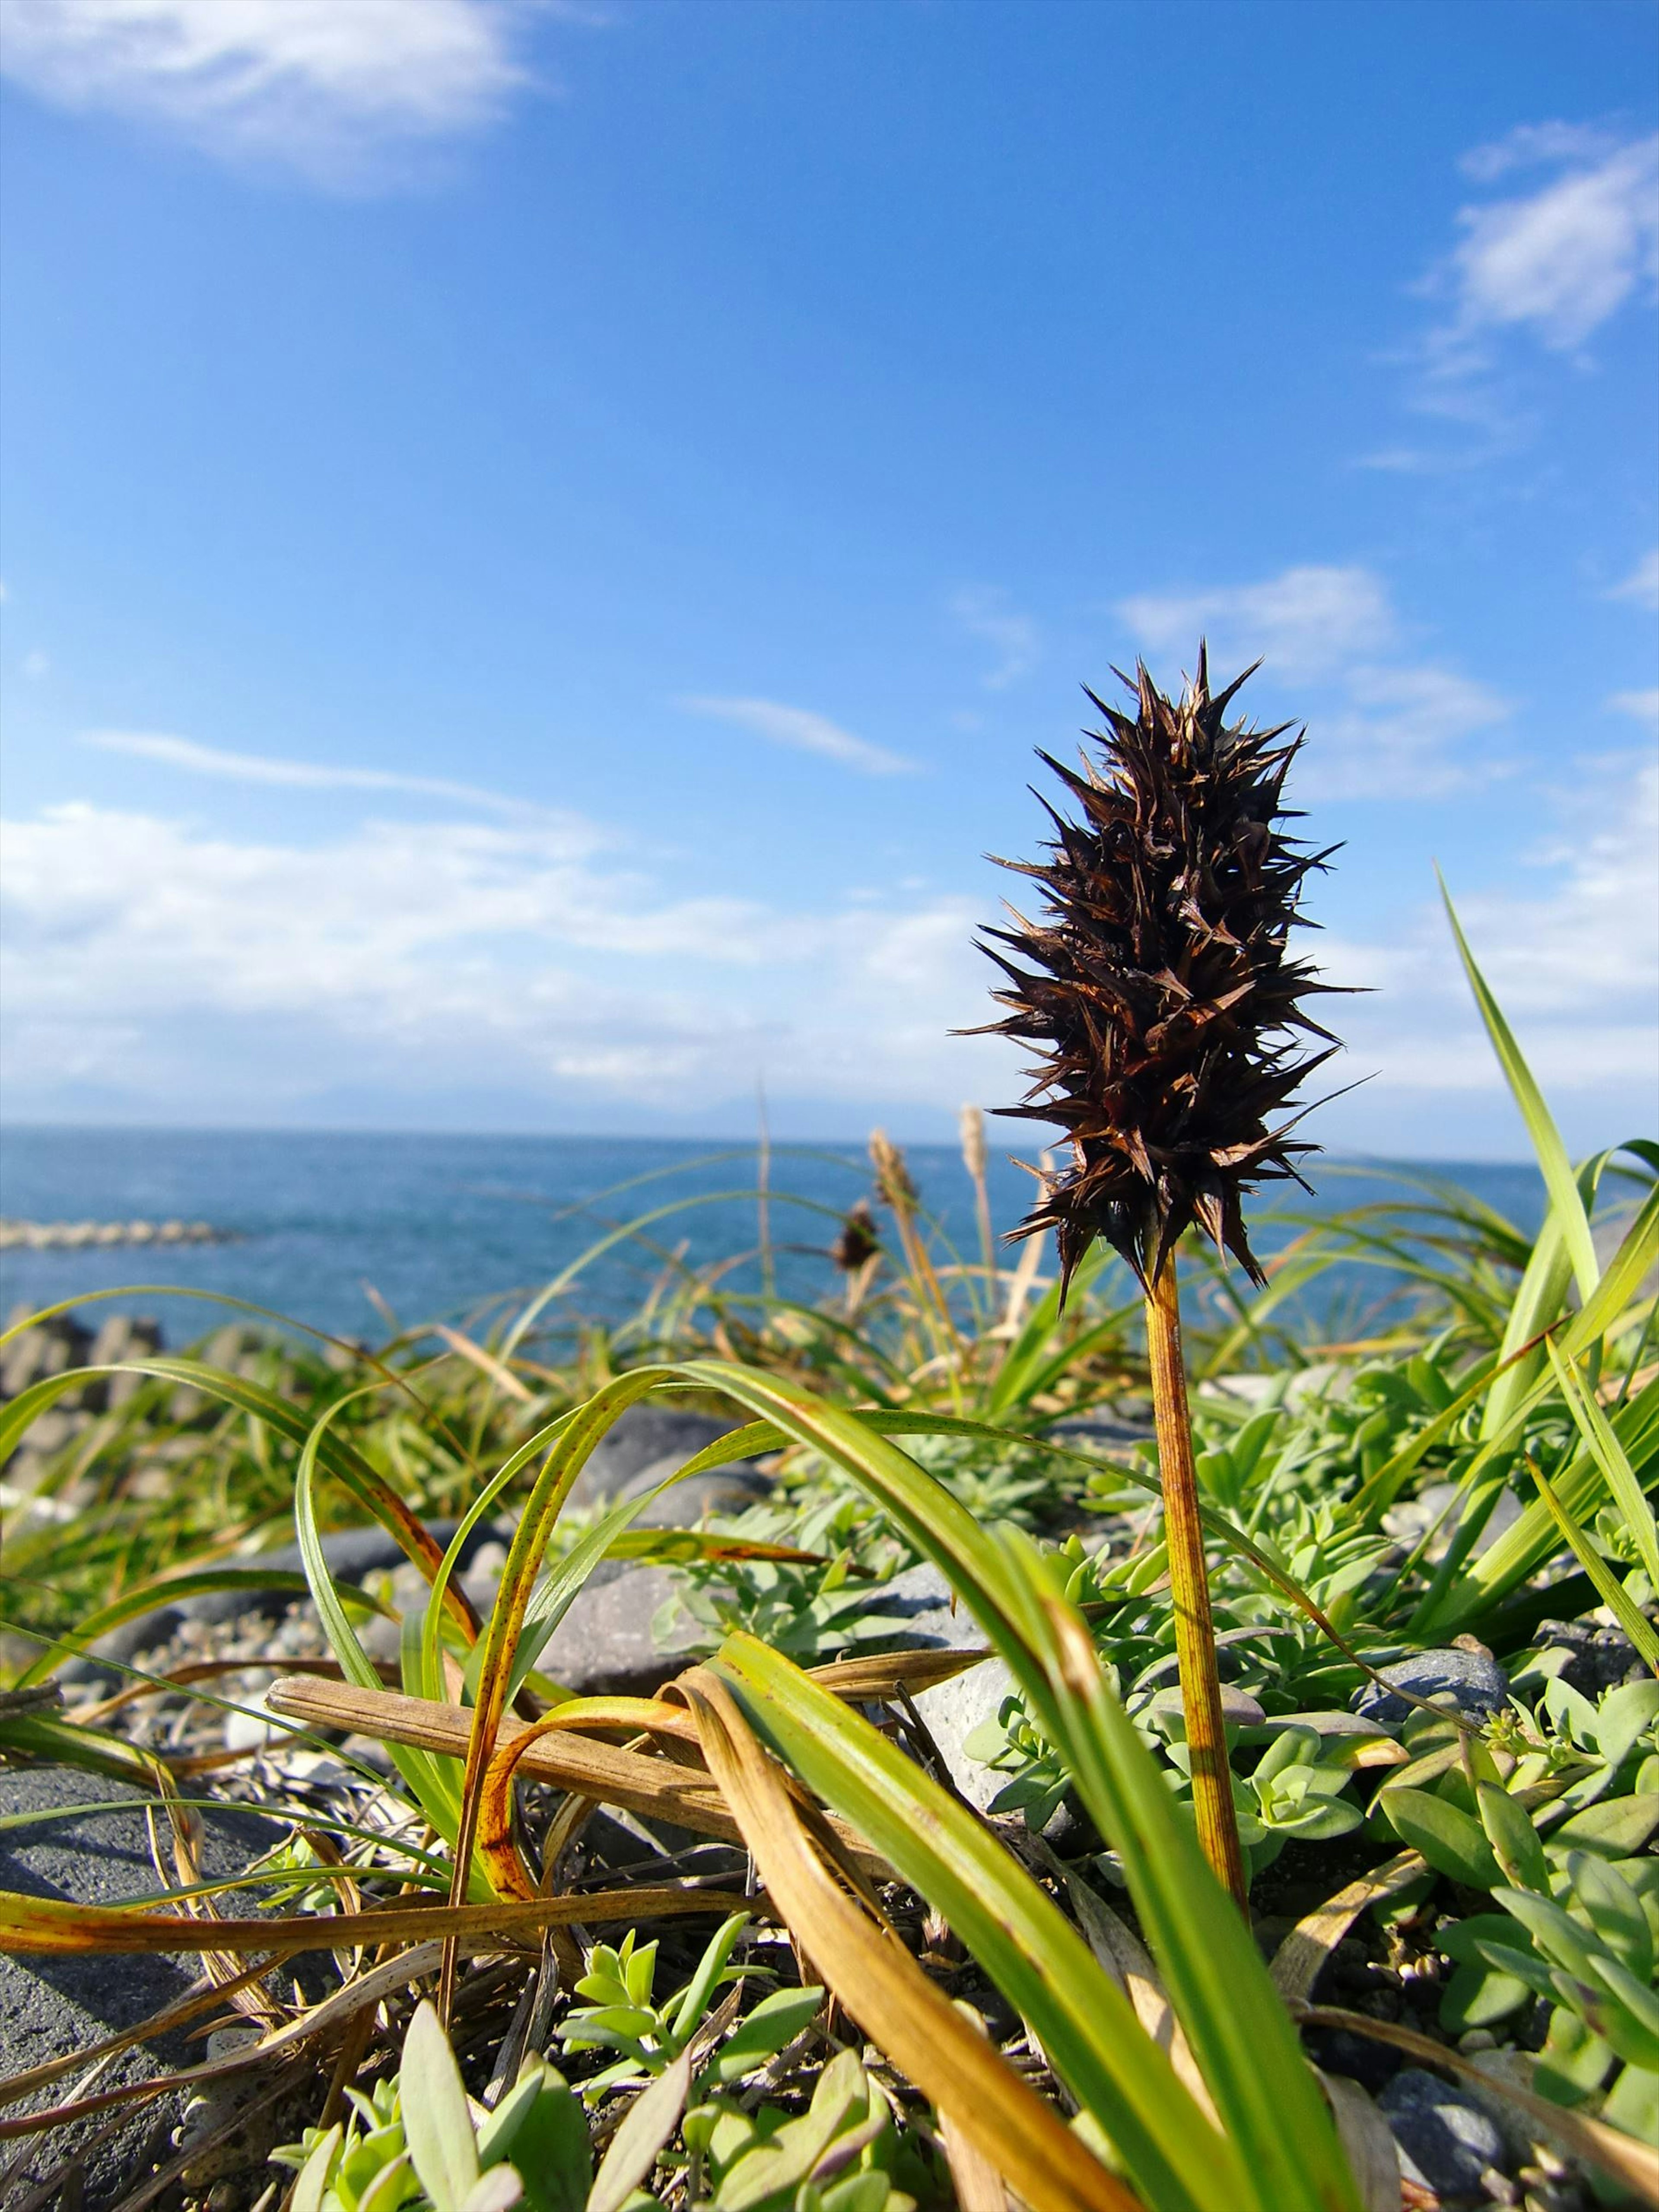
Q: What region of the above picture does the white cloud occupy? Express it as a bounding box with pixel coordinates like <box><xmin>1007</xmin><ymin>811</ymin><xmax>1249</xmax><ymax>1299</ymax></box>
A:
<box><xmin>1429</xmin><ymin>129</ymin><xmax>1659</xmax><ymax>364</ymax></box>
<box><xmin>1117</xmin><ymin>563</ymin><xmax>1511</xmax><ymax>797</ymax></box>
<box><xmin>1608</xmin><ymin>550</ymin><xmax>1659</xmax><ymax>612</ymax></box>
<box><xmin>677</xmin><ymin>696</ymin><xmax>915</xmax><ymax>778</ymax></box>
<box><xmin>949</xmin><ymin>587</ymin><xmax>1039</xmax><ymax>690</ymax></box>
<box><xmin>1608</xmin><ymin>689</ymin><xmax>1659</xmax><ymax>731</ymax></box>
<box><xmin>1117</xmin><ymin>564</ymin><xmax>1395</xmax><ymax>677</ymax></box>
<box><xmin>85</xmin><ymin>728</ymin><xmax>551</xmax><ymax>815</ymax></box>
<box><xmin>0</xmin><ymin>801</ymin><xmax>1000</xmax><ymax>1118</ymax></box>
<box><xmin>0</xmin><ymin>0</ymin><xmax>551</xmax><ymax>182</ymax></box>
<box><xmin>1459</xmin><ymin>122</ymin><xmax>1626</xmax><ymax>185</ymax></box>
<box><xmin>1318</xmin><ymin>754</ymin><xmax>1659</xmax><ymax>1105</ymax></box>
<box><xmin>1311</xmin><ymin>666</ymin><xmax>1512</xmax><ymax>799</ymax></box>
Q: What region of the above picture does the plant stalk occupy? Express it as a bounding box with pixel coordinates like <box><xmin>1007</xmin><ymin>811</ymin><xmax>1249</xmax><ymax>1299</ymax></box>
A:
<box><xmin>1144</xmin><ymin>1249</ymin><xmax>1249</xmax><ymax>1913</ymax></box>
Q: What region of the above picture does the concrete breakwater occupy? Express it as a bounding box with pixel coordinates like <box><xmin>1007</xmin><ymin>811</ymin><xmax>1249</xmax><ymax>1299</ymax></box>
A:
<box><xmin>0</xmin><ymin>1217</ymin><xmax>228</xmax><ymax>1250</ymax></box>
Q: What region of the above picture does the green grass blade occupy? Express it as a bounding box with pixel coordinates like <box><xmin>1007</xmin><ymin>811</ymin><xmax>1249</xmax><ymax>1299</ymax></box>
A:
<box><xmin>1522</xmin><ymin>1456</ymin><xmax>1659</xmax><ymax>1674</ymax></box>
<box><xmin>1440</xmin><ymin>879</ymin><xmax>1599</xmax><ymax>1305</ymax></box>
<box><xmin>711</xmin><ymin>1634</ymin><xmax>1244</xmax><ymax>2212</ymax></box>
<box><xmin>1549</xmin><ymin>1341</ymin><xmax>1659</xmax><ymax>1591</ymax></box>
<box><xmin>651</xmin><ymin>1362</ymin><xmax>1358</xmax><ymax>2212</ymax></box>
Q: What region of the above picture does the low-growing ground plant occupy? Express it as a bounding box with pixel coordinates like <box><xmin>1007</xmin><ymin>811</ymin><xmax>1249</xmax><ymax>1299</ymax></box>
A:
<box><xmin>2</xmin><ymin>670</ymin><xmax>1656</xmax><ymax>2211</ymax></box>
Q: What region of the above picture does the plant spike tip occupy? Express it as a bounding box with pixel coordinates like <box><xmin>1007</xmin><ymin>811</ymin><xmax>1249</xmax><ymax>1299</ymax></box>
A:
<box><xmin>975</xmin><ymin>648</ymin><xmax>1344</xmax><ymax>1303</ymax></box>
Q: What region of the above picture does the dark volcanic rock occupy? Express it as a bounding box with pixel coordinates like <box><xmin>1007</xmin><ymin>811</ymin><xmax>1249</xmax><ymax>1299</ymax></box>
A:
<box><xmin>0</xmin><ymin>1765</ymin><xmax>287</xmax><ymax>2210</ymax></box>
<box><xmin>1352</xmin><ymin>1647</ymin><xmax>1509</xmax><ymax>1727</ymax></box>
<box><xmin>1530</xmin><ymin>1615</ymin><xmax>1651</xmax><ymax>1697</ymax></box>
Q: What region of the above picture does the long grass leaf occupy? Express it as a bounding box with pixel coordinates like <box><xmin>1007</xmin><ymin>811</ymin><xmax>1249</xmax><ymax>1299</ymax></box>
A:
<box><xmin>1549</xmin><ymin>1340</ymin><xmax>1659</xmax><ymax>1589</ymax></box>
<box><xmin>677</xmin><ymin>1665</ymin><xmax>1139</xmax><ymax>2212</ymax></box>
<box><xmin>1522</xmin><ymin>1456</ymin><xmax>1659</xmax><ymax>1673</ymax></box>
<box><xmin>708</xmin><ymin>1635</ymin><xmax>1243</xmax><ymax>2212</ymax></box>
<box><xmin>1440</xmin><ymin>880</ymin><xmax>1599</xmax><ymax>1303</ymax></box>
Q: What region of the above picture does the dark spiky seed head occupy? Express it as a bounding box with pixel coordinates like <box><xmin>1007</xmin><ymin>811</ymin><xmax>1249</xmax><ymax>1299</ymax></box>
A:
<box><xmin>973</xmin><ymin>646</ymin><xmax>1345</xmax><ymax>1300</ymax></box>
<box><xmin>830</xmin><ymin>1200</ymin><xmax>881</xmax><ymax>1272</ymax></box>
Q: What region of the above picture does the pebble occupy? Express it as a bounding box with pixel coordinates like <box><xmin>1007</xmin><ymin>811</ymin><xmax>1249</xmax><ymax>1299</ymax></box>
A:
<box><xmin>1377</xmin><ymin>2067</ymin><xmax>1508</xmax><ymax>2199</ymax></box>
<box><xmin>1353</xmin><ymin>1647</ymin><xmax>1510</xmax><ymax>1727</ymax></box>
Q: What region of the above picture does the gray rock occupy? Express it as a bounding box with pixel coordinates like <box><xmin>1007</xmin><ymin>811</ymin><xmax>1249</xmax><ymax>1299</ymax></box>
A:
<box><xmin>621</xmin><ymin>1452</ymin><xmax>772</xmax><ymax>1529</ymax></box>
<box><xmin>911</xmin><ymin>1654</ymin><xmax>1018</xmax><ymax>1812</ymax></box>
<box><xmin>571</xmin><ymin>1406</ymin><xmax>740</xmax><ymax>1507</ymax></box>
<box><xmin>0</xmin><ymin>1766</ymin><xmax>286</xmax><ymax>2210</ymax></box>
<box><xmin>1352</xmin><ymin>1647</ymin><xmax>1509</xmax><ymax>1727</ymax></box>
<box><xmin>873</xmin><ymin>1562</ymin><xmax>992</xmax><ymax>1650</ymax></box>
<box><xmin>1377</xmin><ymin>2067</ymin><xmax>1507</xmax><ymax>2199</ymax></box>
<box><xmin>538</xmin><ymin>1564</ymin><xmax>702</xmax><ymax>1695</ymax></box>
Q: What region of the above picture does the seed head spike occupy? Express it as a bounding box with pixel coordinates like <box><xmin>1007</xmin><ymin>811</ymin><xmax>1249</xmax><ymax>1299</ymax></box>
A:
<box><xmin>975</xmin><ymin>648</ymin><xmax>1347</xmax><ymax>1301</ymax></box>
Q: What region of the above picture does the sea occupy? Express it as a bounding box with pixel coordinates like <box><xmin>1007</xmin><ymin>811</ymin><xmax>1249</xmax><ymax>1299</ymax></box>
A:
<box><xmin>0</xmin><ymin>1125</ymin><xmax>1548</xmax><ymax>1351</ymax></box>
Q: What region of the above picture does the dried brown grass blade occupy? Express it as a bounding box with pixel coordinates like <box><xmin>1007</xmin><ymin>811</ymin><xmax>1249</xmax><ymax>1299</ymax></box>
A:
<box><xmin>0</xmin><ymin>1882</ymin><xmax>749</xmax><ymax>1961</ymax></box>
<box><xmin>675</xmin><ymin>1664</ymin><xmax>1139</xmax><ymax>2212</ymax></box>
<box><xmin>431</xmin><ymin>1325</ymin><xmax>538</xmax><ymax>1403</ymax></box>
<box><xmin>1315</xmin><ymin>2074</ymin><xmax>1400</xmax><ymax>2212</ymax></box>
<box><xmin>264</xmin><ymin>1675</ymin><xmax>888</xmax><ymax>1875</ymax></box>
<box><xmin>1269</xmin><ymin>1852</ymin><xmax>1427</xmax><ymax>2004</ymax></box>
<box><xmin>804</xmin><ymin>1648</ymin><xmax>990</xmax><ymax>1698</ymax></box>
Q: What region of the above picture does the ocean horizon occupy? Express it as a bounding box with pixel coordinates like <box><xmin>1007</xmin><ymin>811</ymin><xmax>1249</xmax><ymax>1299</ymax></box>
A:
<box><xmin>0</xmin><ymin>1122</ymin><xmax>1550</xmax><ymax>1348</ymax></box>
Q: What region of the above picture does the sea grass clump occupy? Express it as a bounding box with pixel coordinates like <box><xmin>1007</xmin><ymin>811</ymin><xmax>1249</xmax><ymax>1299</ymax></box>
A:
<box><xmin>979</xmin><ymin>647</ymin><xmax>1340</xmax><ymax>1299</ymax></box>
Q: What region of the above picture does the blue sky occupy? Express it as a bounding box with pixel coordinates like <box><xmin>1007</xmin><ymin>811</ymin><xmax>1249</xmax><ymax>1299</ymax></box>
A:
<box><xmin>1</xmin><ymin>0</ymin><xmax>1655</xmax><ymax>1157</ymax></box>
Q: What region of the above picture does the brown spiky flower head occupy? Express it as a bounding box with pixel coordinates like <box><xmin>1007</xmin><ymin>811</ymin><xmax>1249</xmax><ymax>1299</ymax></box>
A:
<box><xmin>977</xmin><ymin>647</ymin><xmax>1342</xmax><ymax>1300</ymax></box>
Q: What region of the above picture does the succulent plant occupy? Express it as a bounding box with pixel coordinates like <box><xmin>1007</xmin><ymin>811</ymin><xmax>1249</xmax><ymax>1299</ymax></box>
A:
<box><xmin>977</xmin><ymin>647</ymin><xmax>1341</xmax><ymax>1299</ymax></box>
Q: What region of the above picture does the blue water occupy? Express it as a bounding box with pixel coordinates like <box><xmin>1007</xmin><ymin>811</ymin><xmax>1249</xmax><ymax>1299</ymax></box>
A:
<box><xmin>0</xmin><ymin>1125</ymin><xmax>1547</xmax><ymax>1349</ymax></box>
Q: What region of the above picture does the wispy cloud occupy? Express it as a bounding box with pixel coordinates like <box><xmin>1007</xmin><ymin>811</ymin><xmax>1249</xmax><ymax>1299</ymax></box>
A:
<box><xmin>1435</xmin><ymin>127</ymin><xmax>1659</xmax><ymax>357</ymax></box>
<box><xmin>85</xmin><ymin>729</ymin><xmax>549</xmax><ymax>816</ymax></box>
<box><xmin>1608</xmin><ymin>549</ymin><xmax>1659</xmax><ymax>612</ymax></box>
<box><xmin>0</xmin><ymin>0</ymin><xmax>556</xmax><ymax>184</ymax></box>
<box><xmin>949</xmin><ymin>587</ymin><xmax>1039</xmax><ymax>690</ymax></box>
<box><xmin>1361</xmin><ymin>127</ymin><xmax>1659</xmax><ymax>469</ymax></box>
<box><xmin>1118</xmin><ymin>562</ymin><xmax>1511</xmax><ymax>798</ymax></box>
<box><xmin>1608</xmin><ymin>688</ymin><xmax>1659</xmax><ymax>732</ymax></box>
<box><xmin>677</xmin><ymin>696</ymin><xmax>915</xmax><ymax>777</ymax></box>
<box><xmin>1117</xmin><ymin>565</ymin><xmax>1395</xmax><ymax>677</ymax></box>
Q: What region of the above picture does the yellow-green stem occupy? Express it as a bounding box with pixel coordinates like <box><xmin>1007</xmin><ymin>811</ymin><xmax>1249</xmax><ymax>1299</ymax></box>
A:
<box><xmin>1145</xmin><ymin>1249</ymin><xmax>1249</xmax><ymax>1913</ymax></box>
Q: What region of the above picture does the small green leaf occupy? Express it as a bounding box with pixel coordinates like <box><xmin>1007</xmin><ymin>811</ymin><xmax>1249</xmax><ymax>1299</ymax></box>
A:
<box><xmin>1585</xmin><ymin>1953</ymin><xmax>1659</xmax><ymax>2072</ymax></box>
<box><xmin>589</xmin><ymin>2050</ymin><xmax>693</xmax><ymax>2212</ymax></box>
<box><xmin>292</xmin><ymin>2126</ymin><xmax>344</xmax><ymax>2212</ymax></box>
<box><xmin>1600</xmin><ymin>2061</ymin><xmax>1659</xmax><ymax>2146</ymax></box>
<box><xmin>1496</xmin><ymin>1891</ymin><xmax>1610</xmax><ymax>1987</ymax></box>
<box><xmin>711</xmin><ymin>1986</ymin><xmax>825</xmax><ymax>2084</ymax></box>
<box><xmin>461</xmin><ymin>2170</ymin><xmax>524</xmax><ymax>2212</ymax></box>
<box><xmin>1438</xmin><ymin>1958</ymin><xmax>1532</xmax><ymax>2033</ymax></box>
<box><xmin>1534</xmin><ymin>2008</ymin><xmax>1614</xmax><ymax>2106</ymax></box>
<box><xmin>1476</xmin><ymin>1781</ymin><xmax>1549</xmax><ymax>1894</ymax></box>
<box><xmin>1567</xmin><ymin>1852</ymin><xmax>1653</xmax><ymax>1981</ymax></box>
<box><xmin>1597</xmin><ymin>1682</ymin><xmax>1659</xmax><ymax>1770</ymax></box>
<box><xmin>1549</xmin><ymin>1794</ymin><xmax>1659</xmax><ymax>1859</ymax></box>
<box><xmin>1380</xmin><ymin>1788</ymin><xmax>1500</xmax><ymax>1888</ymax></box>
<box><xmin>401</xmin><ymin>2001</ymin><xmax>481</xmax><ymax>2212</ymax></box>
<box><xmin>496</xmin><ymin>2071</ymin><xmax>591</xmax><ymax>2212</ymax></box>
